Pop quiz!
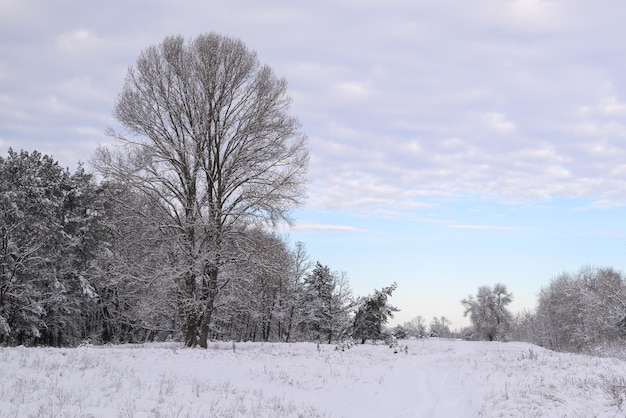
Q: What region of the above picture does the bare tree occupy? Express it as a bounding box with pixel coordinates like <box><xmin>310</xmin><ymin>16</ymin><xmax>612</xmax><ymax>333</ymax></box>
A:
<box><xmin>94</xmin><ymin>33</ymin><xmax>308</xmax><ymax>347</ymax></box>
<box><xmin>462</xmin><ymin>283</ymin><xmax>513</xmax><ymax>341</ymax></box>
<box><xmin>403</xmin><ymin>315</ymin><xmax>428</xmax><ymax>338</ymax></box>
<box><xmin>211</xmin><ymin>230</ymin><xmax>293</xmax><ymax>342</ymax></box>
<box><xmin>282</xmin><ymin>241</ymin><xmax>311</xmax><ymax>342</ymax></box>
<box><xmin>532</xmin><ymin>266</ymin><xmax>626</xmax><ymax>352</ymax></box>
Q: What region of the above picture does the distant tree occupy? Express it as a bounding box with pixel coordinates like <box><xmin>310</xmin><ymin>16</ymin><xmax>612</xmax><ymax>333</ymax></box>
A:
<box><xmin>429</xmin><ymin>316</ymin><xmax>452</xmax><ymax>338</ymax></box>
<box><xmin>404</xmin><ymin>315</ymin><xmax>428</xmax><ymax>338</ymax></box>
<box><xmin>459</xmin><ymin>327</ymin><xmax>474</xmax><ymax>341</ymax></box>
<box><xmin>352</xmin><ymin>283</ymin><xmax>398</xmax><ymax>344</ymax></box>
<box><xmin>94</xmin><ymin>32</ymin><xmax>308</xmax><ymax>348</ymax></box>
<box><xmin>391</xmin><ymin>324</ymin><xmax>408</xmax><ymax>339</ymax></box>
<box><xmin>510</xmin><ymin>309</ymin><xmax>537</xmax><ymax>344</ymax></box>
<box><xmin>462</xmin><ymin>283</ymin><xmax>513</xmax><ymax>341</ymax></box>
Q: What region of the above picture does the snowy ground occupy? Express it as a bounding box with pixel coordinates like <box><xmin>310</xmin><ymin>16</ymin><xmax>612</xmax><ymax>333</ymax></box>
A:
<box><xmin>1</xmin><ymin>339</ymin><xmax>625</xmax><ymax>417</ymax></box>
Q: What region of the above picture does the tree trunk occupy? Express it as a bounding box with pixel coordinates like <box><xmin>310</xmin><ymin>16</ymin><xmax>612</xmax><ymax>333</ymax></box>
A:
<box><xmin>285</xmin><ymin>306</ymin><xmax>295</xmax><ymax>342</ymax></box>
<box><xmin>198</xmin><ymin>266</ymin><xmax>219</xmax><ymax>348</ymax></box>
<box><xmin>182</xmin><ymin>270</ymin><xmax>199</xmax><ymax>347</ymax></box>
<box><xmin>184</xmin><ymin>312</ymin><xmax>198</xmax><ymax>347</ymax></box>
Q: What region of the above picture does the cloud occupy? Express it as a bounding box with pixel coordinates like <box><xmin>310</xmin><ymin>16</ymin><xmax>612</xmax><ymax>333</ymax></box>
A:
<box><xmin>481</xmin><ymin>112</ymin><xmax>517</xmax><ymax>135</ymax></box>
<box><xmin>331</xmin><ymin>81</ymin><xmax>371</xmax><ymax>101</ymax></box>
<box><xmin>2</xmin><ymin>0</ymin><xmax>626</xmax><ymax>208</ymax></box>
<box><xmin>289</xmin><ymin>223</ymin><xmax>368</xmax><ymax>232</ymax></box>
<box><xmin>508</xmin><ymin>0</ymin><xmax>558</xmax><ymax>27</ymax></box>
<box><xmin>56</xmin><ymin>29</ymin><xmax>104</xmax><ymax>55</ymax></box>
<box><xmin>446</xmin><ymin>224</ymin><xmax>525</xmax><ymax>231</ymax></box>
<box><xmin>597</xmin><ymin>96</ymin><xmax>626</xmax><ymax>116</ymax></box>
<box><xmin>574</xmin><ymin>199</ymin><xmax>626</xmax><ymax>211</ymax></box>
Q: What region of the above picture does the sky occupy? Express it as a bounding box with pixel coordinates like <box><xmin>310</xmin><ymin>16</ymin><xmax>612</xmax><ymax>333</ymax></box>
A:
<box><xmin>2</xmin><ymin>0</ymin><xmax>626</xmax><ymax>328</ymax></box>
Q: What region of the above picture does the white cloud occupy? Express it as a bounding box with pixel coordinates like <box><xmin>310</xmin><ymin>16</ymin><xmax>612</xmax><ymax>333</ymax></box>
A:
<box><xmin>481</xmin><ymin>112</ymin><xmax>517</xmax><ymax>135</ymax></box>
<box><xmin>587</xmin><ymin>199</ymin><xmax>626</xmax><ymax>210</ymax></box>
<box><xmin>511</xmin><ymin>0</ymin><xmax>554</xmax><ymax>20</ymax></box>
<box><xmin>600</xmin><ymin>96</ymin><xmax>626</xmax><ymax>116</ymax></box>
<box><xmin>405</xmin><ymin>140</ymin><xmax>422</xmax><ymax>155</ymax></box>
<box><xmin>56</xmin><ymin>29</ymin><xmax>104</xmax><ymax>55</ymax></box>
<box><xmin>290</xmin><ymin>223</ymin><xmax>367</xmax><ymax>232</ymax></box>
<box><xmin>3</xmin><ymin>0</ymin><xmax>626</xmax><ymax>206</ymax></box>
<box><xmin>447</xmin><ymin>224</ymin><xmax>525</xmax><ymax>231</ymax></box>
<box><xmin>331</xmin><ymin>81</ymin><xmax>371</xmax><ymax>101</ymax></box>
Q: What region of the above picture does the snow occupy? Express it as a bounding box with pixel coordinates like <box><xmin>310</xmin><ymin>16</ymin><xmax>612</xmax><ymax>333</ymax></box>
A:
<box><xmin>1</xmin><ymin>339</ymin><xmax>624</xmax><ymax>417</ymax></box>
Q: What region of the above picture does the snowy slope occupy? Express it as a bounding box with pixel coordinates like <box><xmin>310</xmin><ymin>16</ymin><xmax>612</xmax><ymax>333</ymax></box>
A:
<box><xmin>1</xmin><ymin>339</ymin><xmax>624</xmax><ymax>417</ymax></box>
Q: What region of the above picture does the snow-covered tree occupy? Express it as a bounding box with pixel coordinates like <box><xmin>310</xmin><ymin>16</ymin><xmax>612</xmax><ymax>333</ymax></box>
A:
<box><xmin>534</xmin><ymin>272</ymin><xmax>583</xmax><ymax>350</ymax></box>
<box><xmin>0</xmin><ymin>149</ymin><xmax>105</xmax><ymax>346</ymax></box>
<box><xmin>211</xmin><ymin>230</ymin><xmax>297</xmax><ymax>342</ymax></box>
<box><xmin>300</xmin><ymin>262</ymin><xmax>353</xmax><ymax>343</ymax></box>
<box><xmin>510</xmin><ymin>309</ymin><xmax>538</xmax><ymax>344</ymax></box>
<box><xmin>84</xmin><ymin>182</ymin><xmax>179</xmax><ymax>344</ymax></box>
<box><xmin>281</xmin><ymin>241</ymin><xmax>311</xmax><ymax>342</ymax></box>
<box><xmin>429</xmin><ymin>316</ymin><xmax>452</xmax><ymax>338</ymax></box>
<box><xmin>403</xmin><ymin>315</ymin><xmax>428</xmax><ymax>339</ymax></box>
<box><xmin>391</xmin><ymin>324</ymin><xmax>408</xmax><ymax>339</ymax></box>
<box><xmin>462</xmin><ymin>283</ymin><xmax>513</xmax><ymax>341</ymax></box>
<box><xmin>532</xmin><ymin>266</ymin><xmax>626</xmax><ymax>352</ymax></box>
<box><xmin>94</xmin><ymin>33</ymin><xmax>308</xmax><ymax>348</ymax></box>
<box><xmin>352</xmin><ymin>282</ymin><xmax>398</xmax><ymax>344</ymax></box>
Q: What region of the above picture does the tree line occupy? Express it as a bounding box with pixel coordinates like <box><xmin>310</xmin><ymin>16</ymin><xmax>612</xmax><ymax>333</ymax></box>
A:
<box><xmin>449</xmin><ymin>267</ymin><xmax>626</xmax><ymax>357</ymax></box>
<box><xmin>512</xmin><ymin>266</ymin><xmax>626</xmax><ymax>354</ymax></box>
<box><xmin>0</xmin><ymin>148</ymin><xmax>398</xmax><ymax>347</ymax></box>
<box><xmin>4</xmin><ymin>143</ymin><xmax>624</xmax><ymax>353</ymax></box>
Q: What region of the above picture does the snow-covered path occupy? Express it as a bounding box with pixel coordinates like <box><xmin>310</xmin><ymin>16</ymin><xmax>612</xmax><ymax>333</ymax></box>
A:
<box><xmin>1</xmin><ymin>339</ymin><xmax>624</xmax><ymax>417</ymax></box>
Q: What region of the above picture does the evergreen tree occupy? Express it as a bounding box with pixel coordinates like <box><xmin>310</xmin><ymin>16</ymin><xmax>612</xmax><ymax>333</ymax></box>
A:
<box><xmin>0</xmin><ymin>149</ymin><xmax>105</xmax><ymax>346</ymax></box>
<box><xmin>301</xmin><ymin>262</ymin><xmax>352</xmax><ymax>343</ymax></box>
<box><xmin>301</xmin><ymin>262</ymin><xmax>335</xmax><ymax>342</ymax></box>
<box><xmin>352</xmin><ymin>283</ymin><xmax>398</xmax><ymax>344</ymax></box>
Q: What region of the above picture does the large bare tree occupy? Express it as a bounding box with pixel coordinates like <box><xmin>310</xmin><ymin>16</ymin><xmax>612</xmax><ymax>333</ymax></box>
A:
<box><xmin>94</xmin><ymin>33</ymin><xmax>308</xmax><ymax>347</ymax></box>
<box><xmin>462</xmin><ymin>283</ymin><xmax>513</xmax><ymax>342</ymax></box>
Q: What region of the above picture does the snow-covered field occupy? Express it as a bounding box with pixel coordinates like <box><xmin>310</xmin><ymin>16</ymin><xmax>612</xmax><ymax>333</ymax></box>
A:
<box><xmin>1</xmin><ymin>339</ymin><xmax>625</xmax><ymax>417</ymax></box>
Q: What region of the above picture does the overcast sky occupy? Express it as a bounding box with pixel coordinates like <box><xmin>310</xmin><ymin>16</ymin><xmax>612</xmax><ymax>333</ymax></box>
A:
<box><xmin>2</xmin><ymin>0</ymin><xmax>626</xmax><ymax>327</ymax></box>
